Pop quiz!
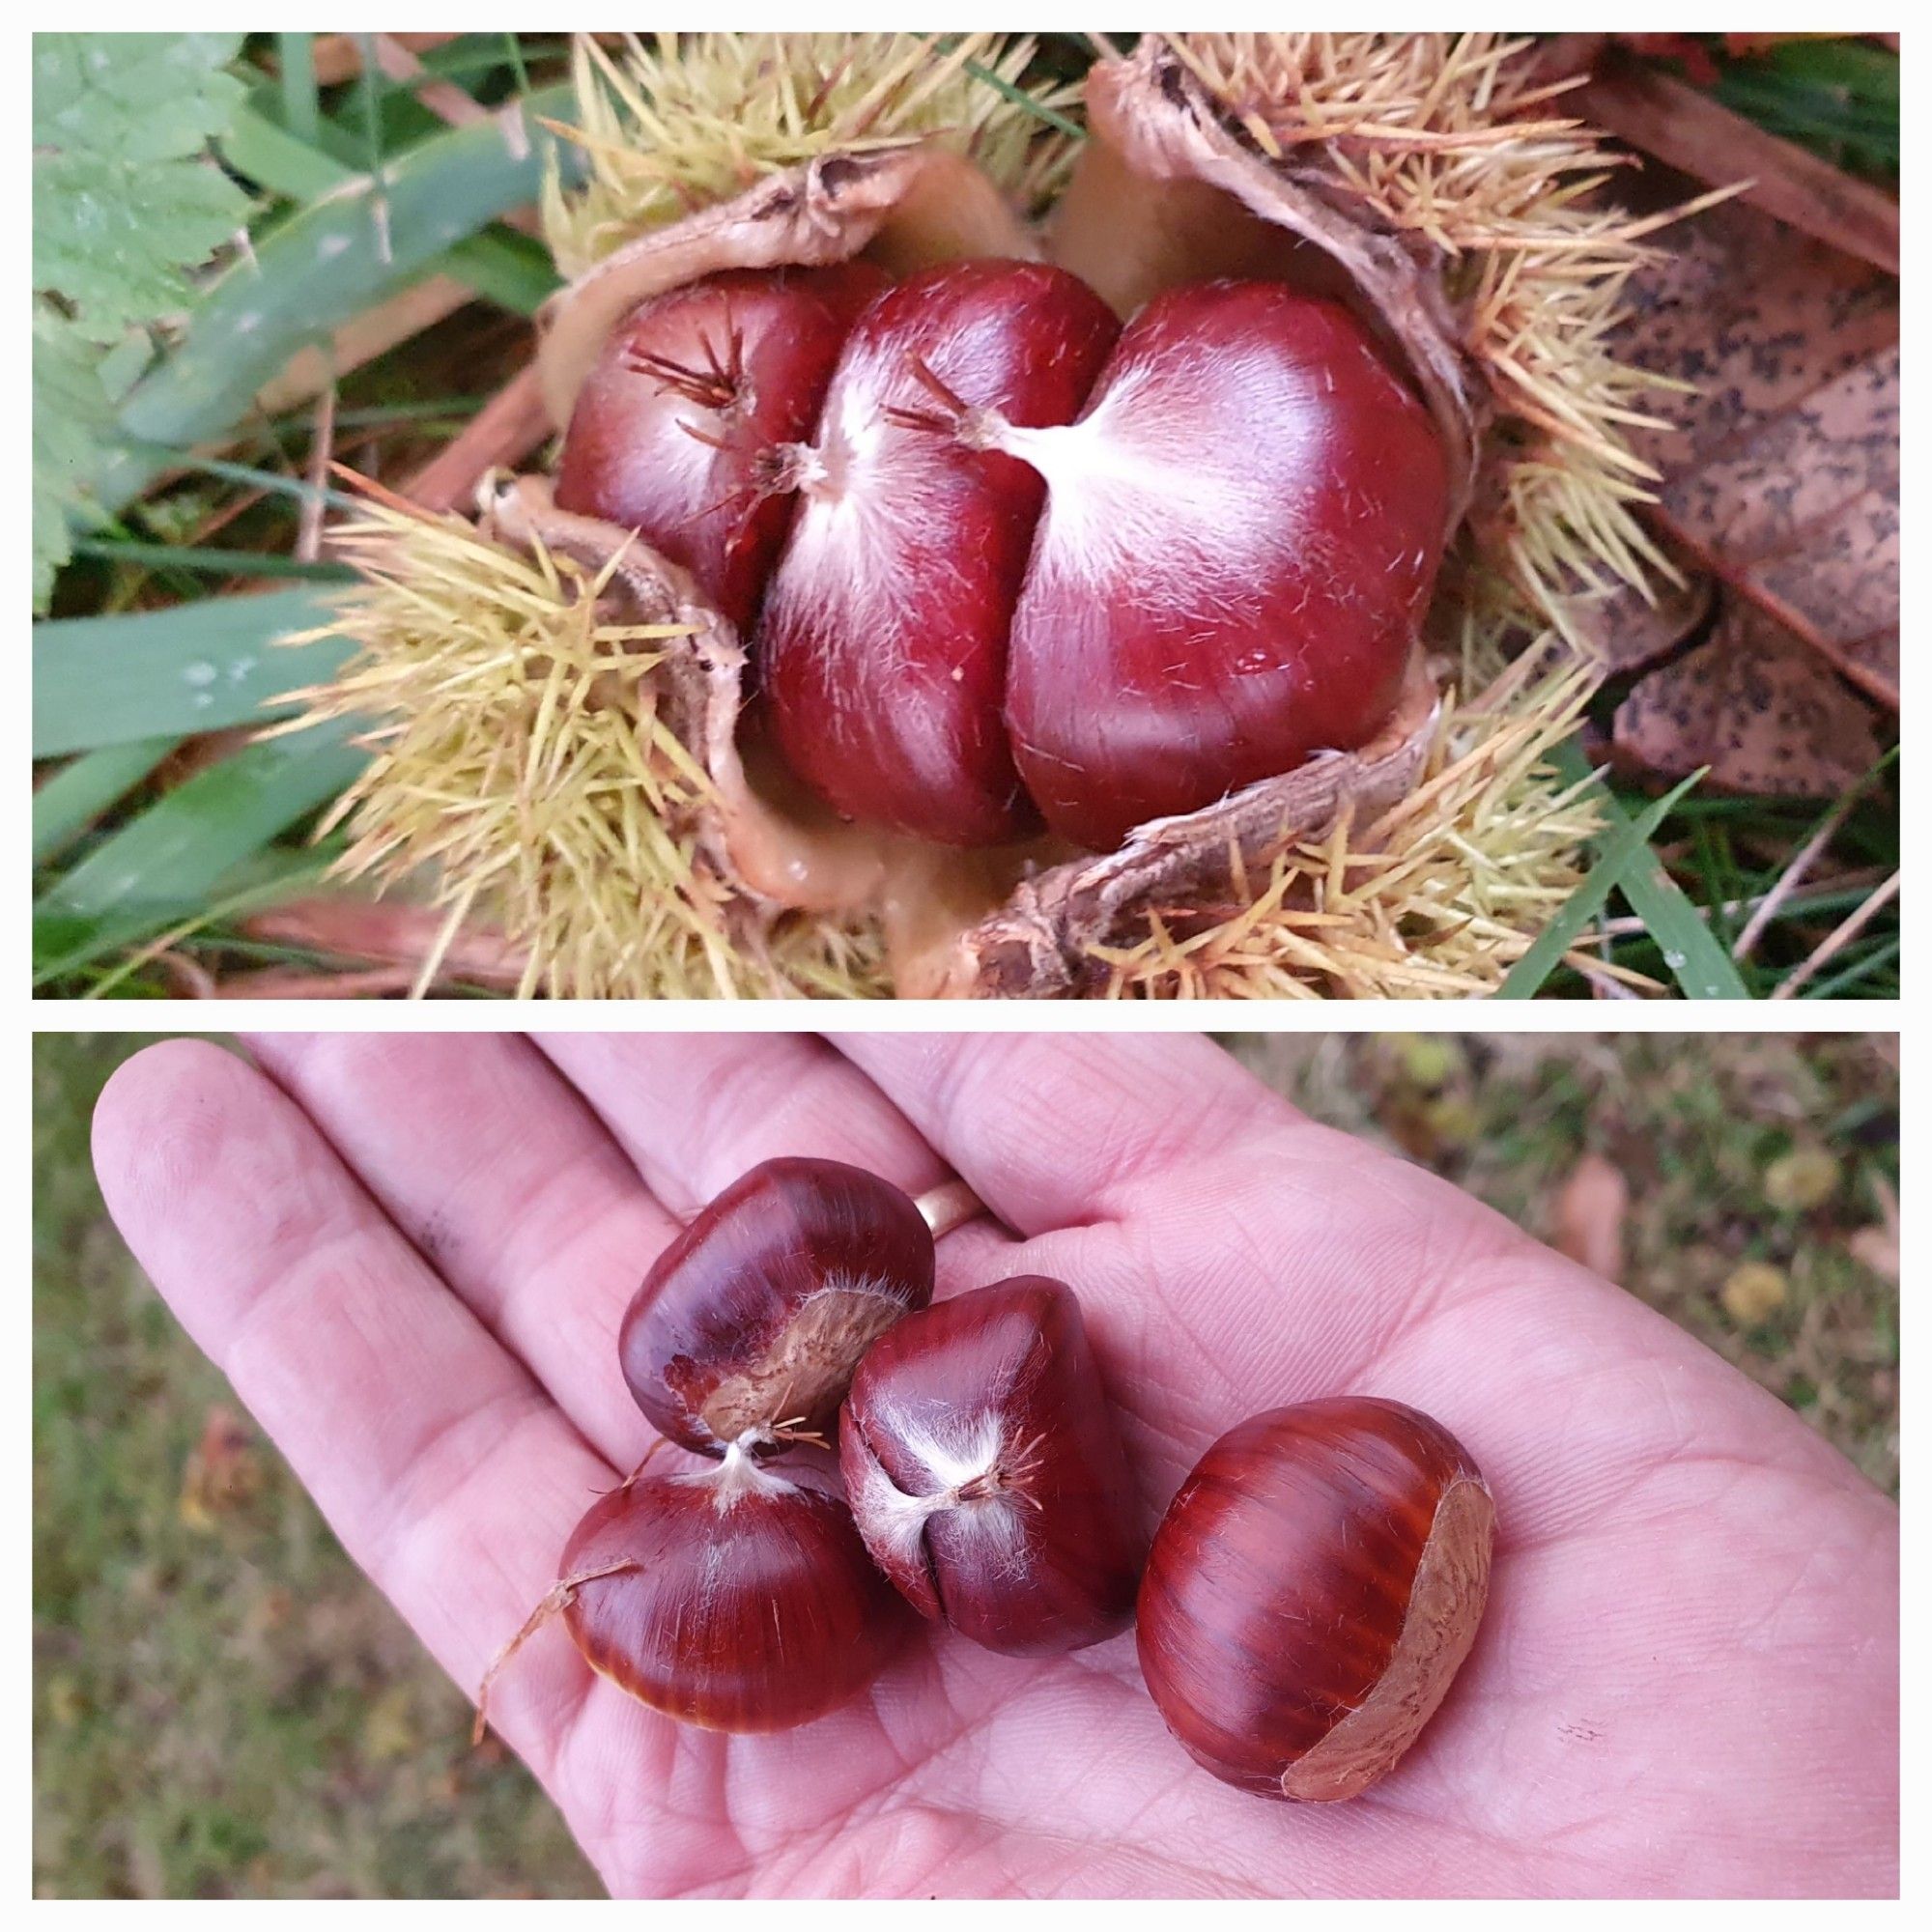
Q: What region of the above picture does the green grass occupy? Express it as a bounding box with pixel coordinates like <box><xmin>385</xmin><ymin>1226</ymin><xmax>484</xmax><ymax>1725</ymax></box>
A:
<box><xmin>33</xmin><ymin>1035</ymin><xmax>596</xmax><ymax>1898</ymax></box>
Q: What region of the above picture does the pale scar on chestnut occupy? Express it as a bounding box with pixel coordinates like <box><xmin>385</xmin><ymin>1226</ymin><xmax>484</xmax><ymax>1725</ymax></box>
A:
<box><xmin>697</xmin><ymin>1284</ymin><xmax>913</xmax><ymax>1443</ymax></box>
<box><xmin>1283</xmin><ymin>1476</ymin><xmax>1495</xmax><ymax>1802</ymax></box>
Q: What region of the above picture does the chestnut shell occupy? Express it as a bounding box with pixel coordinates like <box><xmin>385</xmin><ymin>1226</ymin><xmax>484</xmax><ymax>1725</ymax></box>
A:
<box><xmin>839</xmin><ymin>1274</ymin><xmax>1144</xmax><ymax>1654</ymax></box>
<box><xmin>1136</xmin><ymin>1397</ymin><xmax>1493</xmax><ymax>1802</ymax></box>
<box><xmin>620</xmin><ymin>1156</ymin><xmax>934</xmax><ymax>1455</ymax></box>
<box><xmin>555</xmin><ymin>263</ymin><xmax>890</xmax><ymax>634</ymax></box>
<box><xmin>561</xmin><ymin>1463</ymin><xmax>911</xmax><ymax>1732</ymax></box>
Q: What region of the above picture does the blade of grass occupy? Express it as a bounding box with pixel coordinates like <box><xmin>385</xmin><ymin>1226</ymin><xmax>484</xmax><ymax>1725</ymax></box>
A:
<box><xmin>163</xmin><ymin>453</ymin><xmax>362</xmax><ymax>518</ymax></box>
<box><xmin>1497</xmin><ymin>768</ymin><xmax>1709</xmax><ymax>999</ymax></box>
<box><xmin>279</xmin><ymin>32</ymin><xmax>320</xmax><ymax>144</ymax></box>
<box><xmin>225</xmin><ymin>97</ymin><xmax>561</xmax><ymax>317</ymax></box>
<box><xmin>97</xmin><ymin>82</ymin><xmax>573</xmax><ymax>515</ymax></box>
<box><xmin>1548</xmin><ymin>741</ymin><xmax>1749</xmax><ymax>998</ymax></box>
<box><xmin>960</xmin><ymin>56</ymin><xmax>1087</xmax><ymax>141</ymax></box>
<box><xmin>33</xmin><ymin>737</ymin><xmax>183</xmax><ymax>865</ymax></box>
<box><xmin>71</xmin><ymin>539</ymin><xmax>356</xmax><ymax>583</ymax></box>
<box><xmin>1798</xmin><ymin>935</ymin><xmax>1900</xmax><ymax>1002</ymax></box>
<box><xmin>34</xmin><ymin>587</ymin><xmax>350</xmax><ymax>757</ymax></box>
<box><xmin>33</xmin><ymin>720</ymin><xmax>365</xmax><ymax>982</ymax></box>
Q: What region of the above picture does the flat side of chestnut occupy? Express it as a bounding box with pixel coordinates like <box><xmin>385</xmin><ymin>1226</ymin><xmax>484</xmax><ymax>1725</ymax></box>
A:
<box><xmin>1280</xmin><ymin>1473</ymin><xmax>1494</xmax><ymax>1802</ymax></box>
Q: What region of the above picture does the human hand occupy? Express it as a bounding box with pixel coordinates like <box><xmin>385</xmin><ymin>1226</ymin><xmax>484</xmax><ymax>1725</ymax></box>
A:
<box><xmin>92</xmin><ymin>1033</ymin><xmax>1898</xmax><ymax>1897</ymax></box>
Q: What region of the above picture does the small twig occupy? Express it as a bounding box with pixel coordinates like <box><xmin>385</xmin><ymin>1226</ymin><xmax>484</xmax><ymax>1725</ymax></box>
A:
<box><xmin>399</xmin><ymin>366</ymin><xmax>551</xmax><ymax>514</ymax></box>
<box><xmin>297</xmin><ymin>381</ymin><xmax>337</xmax><ymax>563</ymax></box>
<box><xmin>1572</xmin><ymin>867</ymin><xmax>1888</xmax><ymax>944</ymax></box>
<box><xmin>1769</xmin><ymin>869</ymin><xmax>1900</xmax><ymax>1000</ymax></box>
<box><xmin>1731</xmin><ymin>790</ymin><xmax>1864</xmax><ymax>962</ymax></box>
<box><xmin>472</xmin><ymin>1558</ymin><xmax>638</xmax><ymax>1747</ymax></box>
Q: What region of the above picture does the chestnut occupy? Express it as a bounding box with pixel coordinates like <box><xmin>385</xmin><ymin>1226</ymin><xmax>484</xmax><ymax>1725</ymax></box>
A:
<box><xmin>620</xmin><ymin>1156</ymin><xmax>934</xmax><ymax>1457</ymax></box>
<box><xmin>759</xmin><ymin>258</ymin><xmax>1121</xmax><ymax>845</ymax></box>
<box><xmin>838</xmin><ymin>1275</ymin><xmax>1143</xmax><ymax>1655</ymax></box>
<box><xmin>554</xmin><ymin>262</ymin><xmax>889</xmax><ymax>632</ymax></box>
<box><xmin>479</xmin><ymin>1449</ymin><xmax>913</xmax><ymax>1737</ymax></box>
<box><xmin>1001</xmin><ymin>281</ymin><xmax>1450</xmax><ymax>850</ymax></box>
<box><xmin>1136</xmin><ymin>1398</ymin><xmax>1493</xmax><ymax>1803</ymax></box>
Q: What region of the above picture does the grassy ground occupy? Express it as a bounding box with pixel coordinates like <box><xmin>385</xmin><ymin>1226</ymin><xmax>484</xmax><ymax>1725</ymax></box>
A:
<box><xmin>35</xmin><ymin>1030</ymin><xmax>1898</xmax><ymax>1896</ymax></box>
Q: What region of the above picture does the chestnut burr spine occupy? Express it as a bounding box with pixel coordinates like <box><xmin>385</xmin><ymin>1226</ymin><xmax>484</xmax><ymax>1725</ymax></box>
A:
<box><xmin>1136</xmin><ymin>1398</ymin><xmax>1492</xmax><ymax>1802</ymax></box>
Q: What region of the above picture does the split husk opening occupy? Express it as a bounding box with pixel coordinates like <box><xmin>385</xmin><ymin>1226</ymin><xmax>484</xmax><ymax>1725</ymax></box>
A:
<box><xmin>295</xmin><ymin>32</ymin><xmax>1704</xmax><ymax>998</ymax></box>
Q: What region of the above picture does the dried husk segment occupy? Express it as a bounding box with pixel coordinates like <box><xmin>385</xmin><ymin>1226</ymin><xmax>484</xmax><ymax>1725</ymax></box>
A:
<box><xmin>295</xmin><ymin>32</ymin><xmax>1677</xmax><ymax>999</ymax></box>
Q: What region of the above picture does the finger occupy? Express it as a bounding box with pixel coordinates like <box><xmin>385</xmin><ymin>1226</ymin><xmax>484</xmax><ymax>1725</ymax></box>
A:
<box><xmin>531</xmin><ymin>1032</ymin><xmax>1018</xmax><ymax>1291</ymax></box>
<box><xmin>91</xmin><ymin>1040</ymin><xmax>611</xmax><ymax>1774</ymax></box>
<box><xmin>244</xmin><ymin>1032</ymin><xmax>668</xmax><ymax>1472</ymax></box>
<box><xmin>828</xmin><ymin>1034</ymin><xmax>1294</xmax><ymax>1234</ymax></box>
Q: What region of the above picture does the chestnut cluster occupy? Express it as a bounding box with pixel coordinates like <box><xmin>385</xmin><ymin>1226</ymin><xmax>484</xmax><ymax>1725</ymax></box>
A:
<box><xmin>479</xmin><ymin>1158</ymin><xmax>1494</xmax><ymax>1805</ymax></box>
<box><xmin>554</xmin><ymin>259</ymin><xmax>1449</xmax><ymax>854</ymax></box>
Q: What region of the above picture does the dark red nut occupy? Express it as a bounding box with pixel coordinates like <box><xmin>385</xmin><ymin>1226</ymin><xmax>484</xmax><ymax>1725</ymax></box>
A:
<box><xmin>1136</xmin><ymin>1397</ymin><xmax>1493</xmax><ymax>1802</ymax></box>
<box><xmin>554</xmin><ymin>262</ymin><xmax>889</xmax><ymax>632</ymax></box>
<box><xmin>760</xmin><ymin>259</ymin><xmax>1121</xmax><ymax>845</ymax></box>
<box><xmin>620</xmin><ymin>1156</ymin><xmax>934</xmax><ymax>1457</ymax></box>
<box><xmin>1003</xmin><ymin>281</ymin><xmax>1451</xmax><ymax>850</ymax></box>
<box><xmin>557</xmin><ymin>1455</ymin><xmax>914</xmax><ymax>1732</ymax></box>
<box><xmin>839</xmin><ymin>1275</ymin><xmax>1144</xmax><ymax>1654</ymax></box>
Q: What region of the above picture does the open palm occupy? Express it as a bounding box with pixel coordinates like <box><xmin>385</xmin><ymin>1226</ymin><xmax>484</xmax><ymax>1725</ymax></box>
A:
<box><xmin>93</xmin><ymin>1033</ymin><xmax>1897</xmax><ymax>1898</ymax></box>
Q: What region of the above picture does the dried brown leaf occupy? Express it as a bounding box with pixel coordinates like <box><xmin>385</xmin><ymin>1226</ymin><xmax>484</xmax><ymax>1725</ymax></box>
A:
<box><xmin>1612</xmin><ymin>602</ymin><xmax>1883</xmax><ymax>796</ymax></box>
<box><xmin>1614</xmin><ymin>196</ymin><xmax>1899</xmax><ymax>710</ymax></box>
<box><xmin>1552</xmin><ymin>1150</ymin><xmax>1629</xmax><ymax>1280</ymax></box>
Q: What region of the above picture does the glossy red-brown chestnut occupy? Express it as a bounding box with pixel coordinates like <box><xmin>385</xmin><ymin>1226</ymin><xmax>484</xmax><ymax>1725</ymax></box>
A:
<box><xmin>759</xmin><ymin>259</ymin><xmax>1121</xmax><ymax>845</ymax></box>
<box><xmin>554</xmin><ymin>263</ymin><xmax>889</xmax><ymax>632</ymax></box>
<box><xmin>838</xmin><ymin>1275</ymin><xmax>1143</xmax><ymax>1654</ymax></box>
<box><xmin>554</xmin><ymin>1451</ymin><xmax>913</xmax><ymax>1732</ymax></box>
<box><xmin>620</xmin><ymin>1157</ymin><xmax>934</xmax><ymax>1457</ymax></box>
<box><xmin>1136</xmin><ymin>1398</ymin><xmax>1493</xmax><ymax>1803</ymax></box>
<box><xmin>1001</xmin><ymin>281</ymin><xmax>1450</xmax><ymax>850</ymax></box>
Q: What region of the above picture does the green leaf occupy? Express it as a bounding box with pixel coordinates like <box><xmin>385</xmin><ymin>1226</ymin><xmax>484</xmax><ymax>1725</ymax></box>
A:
<box><xmin>34</xmin><ymin>33</ymin><xmax>247</xmax><ymax>163</ymax></box>
<box><xmin>33</xmin><ymin>34</ymin><xmax>251</xmax><ymax>340</ymax></box>
<box><xmin>97</xmin><ymin>82</ymin><xmax>574</xmax><ymax>515</ymax></box>
<box><xmin>1549</xmin><ymin>739</ymin><xmax>1750</xmax><ymax>999</ymax></box>
<box><xmin>33</xmin><ymin>718</ymin><xmax>365</xmax><ymax>980</ymax></box>
<box><xmin>33</xmin><ymin>735</ymin><xmax>182</xmax><ymax>864</ymax></box>
<box><xmin>32</xmin><ymin>308</ymin><xmax>114</xmax><ymax>608</ymax></box>
<box><xmin>34</xmin><ymin>587</ymin><xmax>351</xmax><ymax>757</ymax></box>
<box><xmin>1496</xmin><ymin>770</ymin><xmax>1708</xmax><ymax>998</ymax></box>
<box><xmin>33</xmin><ymin>33</ymin><xmax>252</xmax><ymax>609</ymax></box>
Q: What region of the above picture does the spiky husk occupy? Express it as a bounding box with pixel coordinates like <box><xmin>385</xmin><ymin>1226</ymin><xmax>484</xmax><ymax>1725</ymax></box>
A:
<box><xmin>280</xmin><ymin>499</ymin><xmax>889</xmax><ymax>999</ymax></box>
<box><xmin>1163</xmin><ymin>31</ymin><xmax>1716</xmax><ymax>642</ymax></box>
<box><xmin>1088</xmin><ymin>654</ymin><xmax>1614</xmax><ymax>999</ymax></box>
<box><xmin>542</xmin><ymin>32</ymin><xmax>1080</xmax><ymax>280</ymax></box>
<box><xmin>283</xmin><ymin>496</ymin><xmax>1602</xmax><ymax>997</ymax></box>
